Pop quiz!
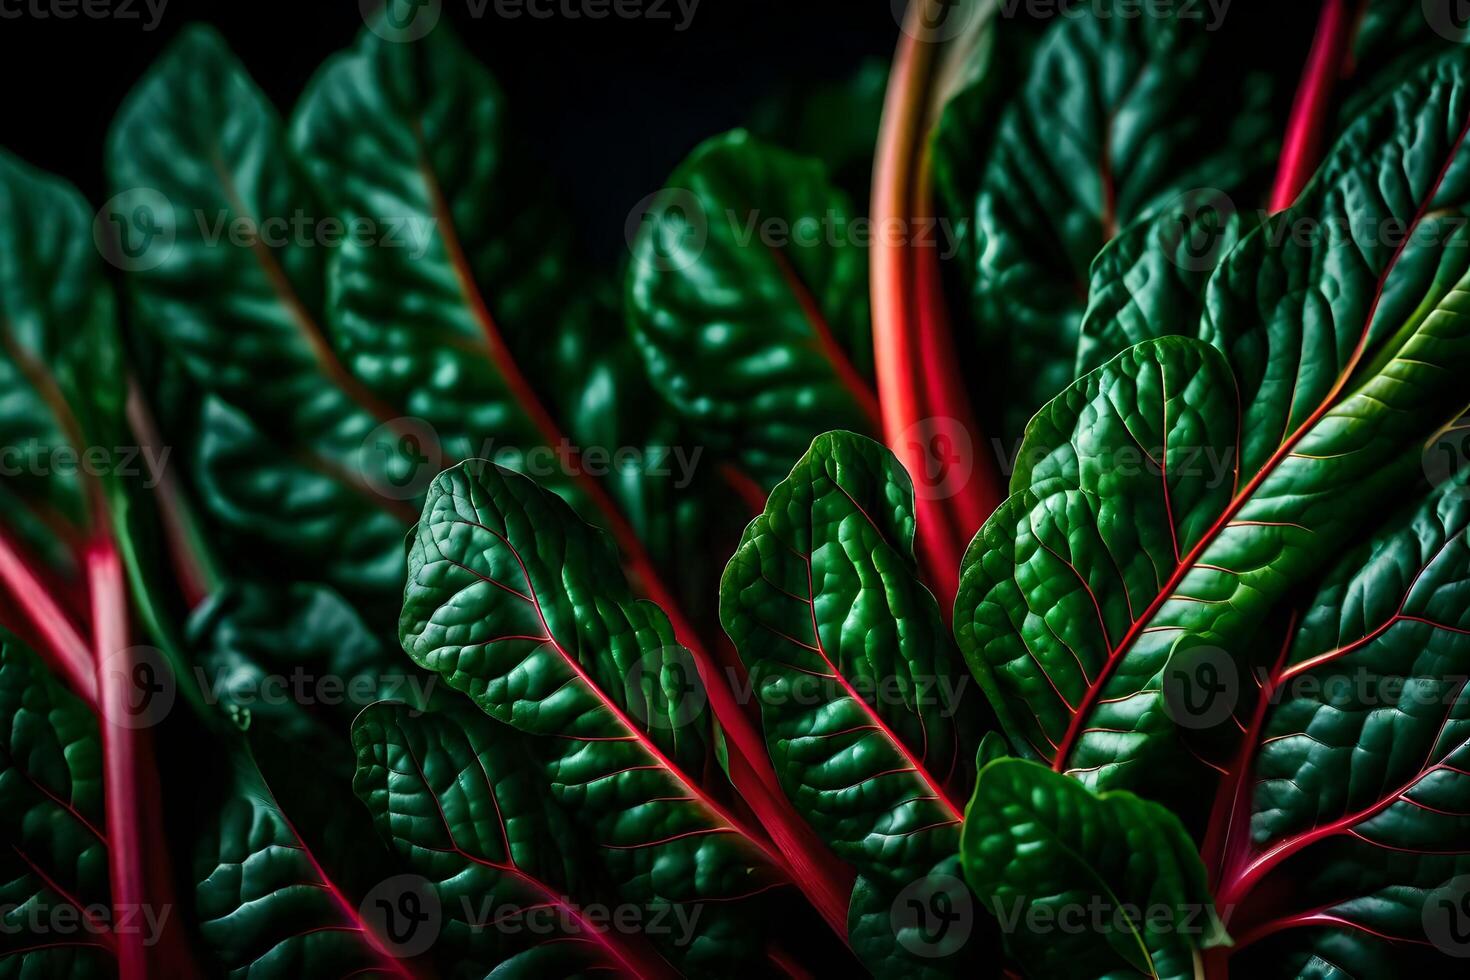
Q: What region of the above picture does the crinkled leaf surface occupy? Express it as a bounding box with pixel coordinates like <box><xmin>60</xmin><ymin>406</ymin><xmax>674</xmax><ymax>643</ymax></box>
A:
<box><xmin>961</xmin><ymin>758</ymin><xmax>1224</xmax><ymax>980</ymax></box>
<box><xmin>399</xmin><ymin>460</ymin><xmax>778</xmax><ymax>972</ymax></box>
<box><xmin>720</xmin><ymin>432</ymin><xmax>992</xmax><ymax>973</ymax></box>
<box><xmin>353</xmin><ymin>697</ymin><xmax>675</xmax><ymax>979</ymax></box>
<box><xmin>627</xmin><ymin>130</ymin><xmax>877</xmax><ymax>490</ymax></box>
<box><xmin>935</xmin><ymin>4</ymin><xmax>1283</xmax><ymax>443</ymax></box>
<box><xmin>1210</xmin><ymin>471</ymin><xmax>1470</xmax><ymax>974</ymax></box>
<box><xmin>955</xmin><ymin>51</ymin><xmax>1470</xmax><ymax>820</ymax></box>
<box><xmin>0</xmin><ymin>636</ymin><xmax>112</xmax><ymax>978</ymax></box>
<box><xmin>105</xmin><ymin>25</ymin><xmax>416</xmax><ymax>603</ymax></box>
<box><xmin>720</xmin><ymin>432</ymin><xmax>983</xmax><ymax>880</ymax></box>
<box><xmin>1074</xmin><ymin>189</ymin><xmax>1257</xmax><ymax>377</ymax></box>
<box><xmin>0</xmin><ymin>150</ymin><xmax>125</xmax><ymax>573</ymax></box>
<box><xmin>192</xmin><ymin>745</ymin><xmax>409</xmax><ymax>979</ymax></box>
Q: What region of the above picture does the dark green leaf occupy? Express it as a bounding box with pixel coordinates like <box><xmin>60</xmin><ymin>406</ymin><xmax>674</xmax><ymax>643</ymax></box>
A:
<box><xmin>720</xmin><ymin>431</ymin><xmax>992</xmax><ymax>974</ymax></box>
<box><xmin>936</xmin><ymin>5</ymin><xmax>1282</xmax><ymax>442</ymax></box>
<box><xmin>0</xmin><ymin>149</ymin><xmax>125</xmax><ymax>573</ymax></box>
<box><xmin>627</xmin><ymin>130</ymin><xmax>879</xmax><ymax>489</ymax></box>
<box><xmin>400</xmin><ymin>460</ymin><xmax>780</xmax><ymax>972</ymax></box>
<box><xmin>1209</xmin><ymin>470</ymin><xmax>1470</xmax><ymax>973</ymax></box>
<box><xmin>353</xmin><ymin>697</ymin><xmax>677</xmax><ymax>979</ymax></box>
<box><xmin>0</xmin><ymin>635</ymin><xmax>112</xmax><ymax>978</ymax></box>
<box><xmin>192</xmin><ymin>744</ymin><xmax>410</xmax><ymax>979</ymax></box>
<box><xmin>955</xmin><ymin>51</ymin><xmax>1470</xmax><ymax>820</ymax></box>
<box><xmin>720</xmin><ymin>432</ymin><xmax>984</xmax><ymax>882</ymax></box>
<box><xmin>105</xmin><ymin>25</ymin><xmax>416</xmax><ymax>604</ymax></box>
<box><xmin>1075</xmin><ymin>189</ymin><xmax>1257</xmax><ymax>377</ymax></box>
<box><xmin>961</xmin><ymin>758</ymin><xmax>1224</xmax><ymax>979</ymax></box>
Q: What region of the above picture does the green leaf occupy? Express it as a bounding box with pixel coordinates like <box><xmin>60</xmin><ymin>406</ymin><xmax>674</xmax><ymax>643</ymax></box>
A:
<box><xmin>936</xmin><ymin>5</ymin><xmax>1282</xmax><ymax>443</ymax></box>
<box><xmin>0</xmin><ymin>635</ymin><xmax>112</xmax><ymax>978</ymax></box>
<box><xmin>955</xmin><ymin>51</ymin><xmax>1470</xmax><ymax>818</ymax></box>
<box><xmin>719</xmin><ymin>431</ymin><xmax>993</xmax><ymax>973</ymax></box>
<box><xmin>1074</xmin><ymin>189</ymin><xmax>1257</xmax><ymax>377</ymax></box>
<box><xmin>192</xmin><ymin>744</ymin><xmax>409</xmax><ymax>979</ymax></box>
<box><xmin>961</xmin><ymin>758</ymin><xmax>1224</xmax><ymax>980</ymax></box>
<box><xmin>847</xmin><ymin>856</ymin><xmax>998</xmax><ymax>980</ymax></box>
<box><xmin>290</xmin><ymin>24</ymin><xmax>709</xmax><ymax>586</ymax></box>
<box><xmin>720</xmin><ymin>432</ymin><xmax>984</xmax><ymax>881</ymax></box>
<box><xmin>0</xmin><ymin>149</ymin><xmax>126</xmax><ymax>573</ymax></box>
<box><xmin>186</xmin><ymin>581</ymin><xmax>421</xmax><ymax>744</ymax></box>
<box><xmin>104</xmin><ymin>25</ymin><xmax>417</xmax><ymax>604</ymax></box>
<box><xmin>290</xmin><ymin>25</ymin><xmax>566</xmax><ymax>483</ymax></box>
<box><xmin>353</xmin><ymin>696</ymin><xmax>677</xmax><ymax>979</ymax></box>
<box><xmin>399</xmin><ymin>460</ymin><xmax>780</xmax><ymax>972</ymax></box>
<box><xmin>627</xmin><ymin>130</ymin><xmax>879</xmax><ymax>489</ymax></box>
<box><xmin>1207</xmin><ymin>470</ymin><xmax>1470</xmax><ymax>973</ymax></box>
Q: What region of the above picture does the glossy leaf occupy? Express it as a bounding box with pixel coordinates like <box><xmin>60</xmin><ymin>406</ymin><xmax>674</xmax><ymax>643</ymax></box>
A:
<box><xmin>1074</xmin><ymin>189</ymin><xmax>1256</xmax><ymax>377</ymax></box>
<box><xmin>627</xmin><ymin>130</ymin><xmax>879</xmax><ymax>490</ymax></box>
<box><xmin>353</xmin><ymin>697</ymin><xmax>676</xmax><ymax>979</ymax></box>
<box><xmin>105</xmin><ymin>25</ymin><xmax>416</xmax><ymax>604</ymax></box>
<box><xmin>0</xmin><ymin>151</ymin><xmax>125</xmax><ymax>574</ymax></box>
<box><xmin>0</xmin><ymin>635</ymin><xmax>113</xmax><ymax>977</ymax></box>
<box><xmin>955</xmin><ymin>51</ymin><xmax>1470</xmax><ymax>818</ymax></box>
<box><xmin>186</xmin><ymin>581</ymin><xmax>417</xmax><ymax>747</ymax></box>
<box><xmin>292</xmin><ymin>24</ymin><xmax>571</xmax><ymax>493</ymax></box>
<box><xmin>961</xmin><ymin>757</ymin><xmax>1225</xmax><ymax>979</ymax></box>
<box><xmin>720</xmin><ymin>431</ymin><xmax>992</xmax><ymax>973</ymax></box>
<box><xmin>720</xmin><ymin>432</ymin><xmax>983</xmax><ymax>881</ymax></box>
<box><xmin>935</xmin><ymin>5</ymin><xmax>1282</xmax><ymax>443</ymax></box>
<box><xmin>399</xmin><ymin>460</ymin><xmax>781</xmax><ymax>972</ymax></box>
<box><xmin>1207</xmin><ymin>471</ymin><xmax>1470</xmax><ymax>973</ymax></box>
<box><xmin>191</xmin><ymin>745</ymin><xmax>410</xmax><ymax>979</ymax></box>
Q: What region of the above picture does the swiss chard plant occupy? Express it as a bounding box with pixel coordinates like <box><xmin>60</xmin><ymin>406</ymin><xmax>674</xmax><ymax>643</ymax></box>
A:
<box><xmin>0</xmin><ymin>0</ymin><xmax>1467</xmax><ymax>978</ymax></box>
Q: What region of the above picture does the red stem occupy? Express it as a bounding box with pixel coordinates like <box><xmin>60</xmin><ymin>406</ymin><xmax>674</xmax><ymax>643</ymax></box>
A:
<box><xmin>416</xmin><ymin>138</ymin><xmax>856</xmax><ymax>938</ymax></box>
<box><xmin>872</xmin><ymin>0</ymin><xmax>1005</xmax><ymax>615</ymax></box>
<box><xmin>88</xmin><ymin>542</ymin><xmax>148</xmax><ymax>979</ymax></box>
<box><xmin>0</xmin><ymin>529</ymin><xmax>95</xmax><ymax>705</ymax></box>
<box><xmin>1268</xmin><ymin>0</ymin><xmax>1356</xmax><ymax>212</ymax></box>
<box><xmin>89</xmin><ymin>535</ymin><xmax>198</xmax><ymax>978</ymax></box>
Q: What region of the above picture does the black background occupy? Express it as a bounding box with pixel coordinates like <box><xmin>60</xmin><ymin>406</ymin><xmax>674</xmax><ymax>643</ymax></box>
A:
<box><xmin>0</xmin><ymin>0</ymin><xmax>1325</xmax><ymax>262</ymax></box>
<box><xmin>1</xmin><ymin>0</ymin><xmax>900</xmax><ymax>259</ymax></box>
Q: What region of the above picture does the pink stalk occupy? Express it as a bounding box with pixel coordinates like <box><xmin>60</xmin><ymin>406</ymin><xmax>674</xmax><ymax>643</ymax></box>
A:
<box><xmin>0</xmin><ymin>528</ymin><xmax>95</xmax><ymax>705</ymax></box>
<box><xmin>418</xmin><ymin>146</ymin><xmax>857</xmax><ymax>937</ymax></box>
<box><xmin>89</xmin><ymin>542</ymin><xmax>149</xmax><ymax>978</ymax></box>
<box><xmin>1268</xmin><ymin>0</ymin><xmax>1356</xmax><ymax>212</ymax></box>
<box><xmin>872</xmin><ymin>0</ymin><xmax>1006</xmax><ymax>614</ymax></box>
<box><xmin>89</xmin><ymin>540</ymin><xmax>191</xmax><ymax>978</ymax></box>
